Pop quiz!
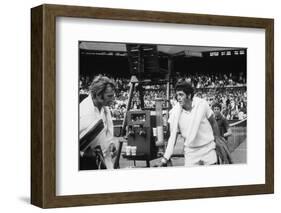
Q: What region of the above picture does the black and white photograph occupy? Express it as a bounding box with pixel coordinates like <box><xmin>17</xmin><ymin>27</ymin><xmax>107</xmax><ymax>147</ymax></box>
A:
<box><xmin>28</xmin><ymin>2</ymin><xmax>274</xmax><ymax>209</ymax></box>
<box><xmin>78</xmin><ymin>41</ymin><xmax>247</xmax><ymax>170</ymax></box>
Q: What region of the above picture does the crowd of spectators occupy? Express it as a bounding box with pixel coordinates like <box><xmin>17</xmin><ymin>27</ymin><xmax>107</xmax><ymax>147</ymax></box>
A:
<box><xmin>175</xmin><ymin>72</ymin><xmax>246</xmax><ymax>89</ymax></box>
<box><xmin>79</xmin><ymin>72</ymin><xmax>247</xmax><ymax>121</ymax></box>
<box><xmin>195</xmin><ymin>87</ymin><xmax>247</xmax><ymax>120</ymax></box>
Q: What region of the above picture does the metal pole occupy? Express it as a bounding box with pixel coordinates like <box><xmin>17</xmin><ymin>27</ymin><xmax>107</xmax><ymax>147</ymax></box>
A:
<box><xmin>114</xmin><ymin>76</ymin><xmax>137</xmax><ymax>168</ymax></box>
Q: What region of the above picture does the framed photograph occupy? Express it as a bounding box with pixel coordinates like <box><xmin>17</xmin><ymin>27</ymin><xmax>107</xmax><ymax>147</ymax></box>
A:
<box><xmin>31</xmin><ymin>4</ymin><xmax>274</xmax><ymax>208</ymax></box>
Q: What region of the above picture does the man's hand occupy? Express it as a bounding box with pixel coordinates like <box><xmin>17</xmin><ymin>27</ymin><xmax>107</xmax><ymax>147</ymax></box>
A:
<box><xmin>108</xmin><ymin>143</ymin><xmax>117</xmax><ymax>158</ymax></box>
<box><xmin>154</xmin><ymin>157</ymin><xmax>168</xmax><ymax>167</ymax></box>
<box><xmin>214</xmin><ymin>135</ymin><xmax>220</xmax><ymax>142</ymax></box>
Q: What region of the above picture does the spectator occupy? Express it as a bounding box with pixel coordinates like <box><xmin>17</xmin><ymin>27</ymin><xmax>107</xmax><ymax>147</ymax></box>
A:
<box><xmin>212</xmin><ymin>102</ymin><xmax>232</xmax><ymax>140</ymax></box>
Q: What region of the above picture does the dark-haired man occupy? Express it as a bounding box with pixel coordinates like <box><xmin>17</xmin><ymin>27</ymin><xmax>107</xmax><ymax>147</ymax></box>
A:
<box><xmin>160</xmin><ymin>81</ymin><xmax>220</xmax><ymax>166</ymax></box>
<box><xmin>212</xmin><ymin>102</ymin><xmax>232</xmax><ymax>140</ymax></box>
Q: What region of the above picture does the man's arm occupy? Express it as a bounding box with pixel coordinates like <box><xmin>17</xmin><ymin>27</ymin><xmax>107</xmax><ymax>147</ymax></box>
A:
<box><xmin>223</xmin><ymin>118</ymin><xmax>232</xmax><ymax>138</ymax></box>
<box><xmin>208</xmin><ymin>114</ymin><xmax>220</xmax><ymax>137</ymax></box>
<box><xmin>224</xmin><ymin>128</ymin><xmax>232</xmax><ymax>138</ymax></box>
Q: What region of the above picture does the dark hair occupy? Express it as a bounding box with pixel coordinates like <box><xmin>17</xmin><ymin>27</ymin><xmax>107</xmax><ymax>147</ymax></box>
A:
<box><xmin>212</xmin><ymin>102</ymin><xmax>221</xmax><ymax>110</ymax></box>
<box><xmin>175</xmin><ymin>80</ymin><xmax>194</xmax><ymax>99</ymax></box>
<box><xmin>89</xmin><ymin>75</ymin><xmax>116</xmax><ymax>99</ymax></box>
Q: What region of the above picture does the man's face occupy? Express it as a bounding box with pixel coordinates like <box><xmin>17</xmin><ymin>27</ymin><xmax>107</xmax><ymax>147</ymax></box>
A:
<box><xmin>176</xmin><ymin>90</ymin><xmax>190</xmax><ymax>107</ymax></box>
<box><xmin>213</xmin><ymin>106</ymin><xmax>221</xmax><ymax>116</ymax></box>
<box><xmin>98</xmin><ymin>85</ymin><xmax>115</xmax><ymax>107</ymax></box>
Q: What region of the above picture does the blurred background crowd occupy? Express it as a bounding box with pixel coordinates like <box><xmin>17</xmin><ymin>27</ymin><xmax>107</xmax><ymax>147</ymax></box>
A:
<box><xmin>79</xmin><ymin>72</ymin><xmax>247</xmax><ymax>121</ymax></box>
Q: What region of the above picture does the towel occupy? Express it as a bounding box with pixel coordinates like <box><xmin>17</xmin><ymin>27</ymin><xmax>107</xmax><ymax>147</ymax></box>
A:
<box><xmin>163</xmin><ymin>102</ymin><xmax>182</xmax><ymax>160</ymax></box>
<box><xmin>163</xmin><ymin>98</ymin><xmax>213</xmax><ymax>160</ymax></box>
